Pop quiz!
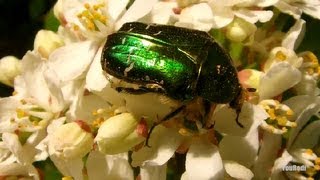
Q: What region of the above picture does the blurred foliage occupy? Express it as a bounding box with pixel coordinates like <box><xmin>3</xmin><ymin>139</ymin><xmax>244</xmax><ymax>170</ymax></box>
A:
<box><xmin>33</xmin><ymin>159</ymin><xmax>63</xmax><ymax>179</ymax></box>
<box><xmin>0</xmin><ymin>0</ymin><xmax>57</xmax><ymax>97</ymax></box>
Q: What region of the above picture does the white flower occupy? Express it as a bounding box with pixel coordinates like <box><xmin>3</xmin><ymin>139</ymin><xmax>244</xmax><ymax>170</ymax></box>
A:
<box><xmin>48</xmin><ymin>121</ymin><xmax>93</xmax><ymax>159</ymax></box>
<box><xmin>95</xmin><ymin>113</ymin><xmax>147</xmax><ymax>154</ymax></box>
<box><xmin>275</xmin><ymin>0</ymin><xmax>320</xmax><ymax>19</ymax></box>
<box><xmin>34</xmin><ymin>30</ymin><xmax>65</xmax><ymax>59</ymax></box>
<box><xmin>294</xmin><ymin>51</ymin><xmax>320</xmax><ymax>96</ymax></box>
<box><xmin>54</xmin><ymin>0</ymin><xmax>159</xmax><ymax>42</ymax></box>
<box><xmin>86</xmin><ymin>150</ymin><xmax>134</xmax><ymax>180</ymax></box>
<box><xmin>0</xmin><ymin>56</ymin><xmax>21</xmax><ymax>87</ymax></box>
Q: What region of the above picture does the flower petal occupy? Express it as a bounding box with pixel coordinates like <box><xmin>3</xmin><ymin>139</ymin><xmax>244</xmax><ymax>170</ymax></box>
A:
<box><xmin>252</xmin><ymin>132</ymin><xmax>282</xmax><ymax>179</ymax></box>
<box><xmin>185</xmin><ymin>140</ymin><xmax>224</xmax><ymax>180</ymax></box>
<box><xmin>175</xmin><ymin>3</ymin><xmax>214</xmax><ymax>31</ymax></box>
<box><xmin>140</xmin><ymin>164</ymin><xmax>167</xmax><ymax>180</ymax></box>
<box><xmin>48</xmin><ymin>41</ymin><xmax>98</xmax><ymax>82</ymax></box>
<box><xmin>290</xmin><ymin>120</ymin><xmax>320</xmax><ymax>151</ymax></box>
<box><xmin>259</xmin><ymin>62</ymin><xmax>301</xmax><ymax>100</ymax></box>
<box><xmin>270</xmin><ymin>150</ymin><xmax>292</xmax><ymax>180</ymax></box>
<box><xmin>108</xmin><ymin>0</ymin><xmax>130</xmax><ymax>21</ymax></box>
<box><xmin>105</xmin><ymin>153</ymin><xmax>134</xmax><ymax>179</ymax></box>
<box><xmin>286</xmin><ymin>97</ymin><xmax>320</xmax><ymax>148</ymax></box>
<box><xmin>224</xmin><ymin>160</ymin><xmax>254</xmax><ymax>180</ymax></box>
<box><xmin>86</xmin><ymin>150</ymin><xmax>109</xmax><ymax>180</ymax></box>
<box><xmin>234</xmin><ymin>9</ymin><xmax>273</xmax><ymax>24</ymax></box>
<box><xmin>282</xmin><ymin>19</ymin><xmax>306</xmax><ymax>50</ymax></box>
<box><xmin>131</xmin><ymin>125</ymin><xmax>183</xmax><ymax>167</ymax></box>
<box><xmin>275</xmin><ymin>1</ymin><xmax>302</xmax><ymax>19</ymax></box>
<box><xmin>50</xmin><ymin>155</ymin><xmax>84</xmax><ymax>180</ymax></box>
<box><xmin>115</xmin><ymin>0</ymin><xmax>159</xmax><ymax>30</ymax></box>
<box><xmin>213</xmin><ymin>102</ymin><xmax>267</xmax><ymax>136</ymax></box>
<box><xmin>219</xmin><ymin>135</ymin><xmax>257</xmax><ymax>167</ymax></box>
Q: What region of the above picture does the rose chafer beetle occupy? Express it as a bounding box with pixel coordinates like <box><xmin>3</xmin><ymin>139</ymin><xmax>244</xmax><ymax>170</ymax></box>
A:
<box><xmin>101</xmin><ymin>22</ymin><xmax>244</xmax><ymax>144</ymax></box>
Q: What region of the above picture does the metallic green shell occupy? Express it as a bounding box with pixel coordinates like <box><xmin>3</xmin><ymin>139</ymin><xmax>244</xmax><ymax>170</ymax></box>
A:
<box><xmin>101</xmin><ymin>22</ymin><xmax>240</xmax><ymax>103</ymax></box>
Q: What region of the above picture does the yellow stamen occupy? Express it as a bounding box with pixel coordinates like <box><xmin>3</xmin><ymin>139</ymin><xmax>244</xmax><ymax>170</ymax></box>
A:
<box><xmin>12</xmin><ymin>91</ymin><xmax>17</xmax><ymax>95</ymax></box>
<box><xmin>92</xmin><ymin>117</ymin><xmax>104</xmax><ymax>128</ymax></box>
<box><xmin>86</xmin><ymin>21</ymin><xmax>95</xmax><ymax>31</ymax></box>
<box><xmin>179</xmin><ymin>128</ymin><xmax>193</xmax><ymax>136</ymax></box>
<box><xmin>20</xmin><ymin>99</ymin><xmax>27</xmax><ymax>105</ymax></box>
<box><xmin>286</xmin><ymin>109</ymin><xmax>294</xmax><ymax>116</ymax></box>
<box><xmin>73</xmin><ymin>24</ymin><xmax>80</xmax><ymax>31</ymax></box>
<box><xmin>315</xmin><ymin>158</ymin><xmax>320</xmax><ymax>165</ymax></box>
<box><xmin>16</xmin><ymin>109</ymin><xmax>27</xmax><ymax>118</ymax></box>
<box><xmin>276</xmin><ymin>51</ymin><xmax>287</xmax><ymax>61</ymax></box>
<box><xmin>84</xmin><ymin>3</ymin><xmax>90</xmax><ymax>9</ymax></box>
<box><xmin>306</xmin><ymin>149</ymin><xmax>314</xmax><ymax>155</ymax></box>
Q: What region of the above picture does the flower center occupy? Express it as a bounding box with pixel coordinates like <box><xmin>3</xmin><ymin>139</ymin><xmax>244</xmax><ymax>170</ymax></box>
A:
<box><xmin>14</xmin><ymin>99</ymin><xmax>54</xmax><ymax>129</ymax></box>
<box><xmin>74</xmin><ymin>3</ymin><xmax>108</xmax><ymax>32</ymax></box>
<box><xmin>259</xmin><ymin>100</ymin><xmax>296</xmax><ymax>134</ymax></box>
<box><xmin>289</xmin><ymin>149</ymin><xmax>320</xmax><ymax>179</ymax></box>
<box><xmin>300</xmin><ymin>52</ymin><xmax>320</xmax><ymax>78</ymax></box>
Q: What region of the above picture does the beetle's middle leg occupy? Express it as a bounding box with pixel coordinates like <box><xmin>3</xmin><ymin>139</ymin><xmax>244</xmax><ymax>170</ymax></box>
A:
<box><xmin>145</xmin><ymin>105</ymin><xmax>186</xmax><ymax>147</ymax></box>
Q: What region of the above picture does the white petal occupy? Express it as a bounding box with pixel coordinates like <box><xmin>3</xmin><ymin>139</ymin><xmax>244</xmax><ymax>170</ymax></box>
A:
<box><xmin>2</xmin><ymin>133</ymin><xmax>24</xmax><ymax>163</ymax></box>
<box><xmin>270</xmin><ymin>150</ymin><xmax>292</xmax><ymax>180</ymax></box>
<box><xmin>86</xmin><ymin>150</ymin><xmax>109</xmax><ymax>180</ymax></box>
<box><xmin>86</xmin><ymin>41</ymin><xmax>110</xmax><ymax>91</ymax></box>
<box><xmin>213</xmin><ymin>102</ymin><xmax>267</xmax><ymax>136</ymax></box>
<box><xmin>252</xmin><ymin>132</ymin><xmax>282</xmax><ymax>179</ymax></box>
<box><xmin>286</xmin><ymin>98</ymin><xmax>320</xmax><ymax>148</ymax></box>
<box><xmin>299</xmin><ymin>4</ymin><xmax>320</xmax><ymax>20</ymax></box>
<box><xmin>105</xmin><ymin>154</ymin><xmax>134</xmax><ymax>179</ymax></box>
<box><xmin>186</xmin><ymin>141</ymin><xmax>224</xmax><ymax>180</ymax></box>
<box><xmin>259</xmin><ymin>62</ymin><xmax>301</xmax><ymax>100</ymax></box>
<box><xmin>140</xmin><ymin>164</ymin><xmax>167</xmax><ymax>180</ymax></box>
<box><xmin>275</xmin><ymin>1</ymin><xmax>302</xmax><ymax>19</ymax></box>
<box><xmin>131</xmin><ymin>125</ymin><xmax>183</xmax><ymax>167</ymax></box>
<box><xmin>0</xmin><ymin>163</ymin><xmax>40</xmax><ymax>180</ymax></box>
<box><xmin>21</xmin><ymin>52</ymin><xmax>64</xmax><ymax>112</ymax></box>
<box><xmin>283</xmin><ymin>95</ymin><xmax>320</xmax><ymax>119</ymax></box>
<box><xmin>68</xmin><ymin>93</ymin><xmax>111</xmax><ymax>123</ymax></box>
<box><xmin>290</xmin><ymin>120</ymin><xmax>320</xmax><ymax>151</ymax></box>
<box><xmin>282</xmin><ymin>19</ymin><xmax>306</xmax><ymax>50</ymax></box>
<box><xmin>175</xmin><ymin>3</ymin><xmax>214</xmax><ymax>31</ymax></box>
<box><xmin>48</xmin><ymin>41</ymin><xmax>99</xmax><ymax>82</ymax></box>
<box><xmin>141</xmin><ymin>1</ymin><xmax>178</xmax><ymax>25</ymax></box>
<box><xmin>224</xmin><ymin>160</ymin><xmax>254</xmax><ymax>180</ymax></box>
<box><xmin>50</xmin><ymin>155</ymin><xmax>84</xmax><ymax>180</ymax></box>
<box><xmin>256</xmin><ymin>0</ymin><xmax>279</xmax><ymax>7</ymax></box>
<box><xmin>108</xmin><ymin>0</ymin><xmax>130</xmax><ymax>21</ymax></box>
<box><xmin>219</xmin><ymin>135</ymin><xmax>257</xmax><ymax>167</ymax></box>
<box><xmin>210</xmin><ymin>6</ymin><xmax>234</xmax><ymax>28</ymax></box>
<box><xmin>234</xmin><ymin>9</ymin><xmax>273</xmax><ymax>24</ymax></box>
<box><xmin>115</xmin><ymin>0</ymin><xmax>159</xmax><ymax>30</ymax></box>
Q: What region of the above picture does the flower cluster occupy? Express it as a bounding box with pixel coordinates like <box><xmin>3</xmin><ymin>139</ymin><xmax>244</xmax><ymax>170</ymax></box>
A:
<box><xmin>1</xmin><ymin>0</ymin><xmax>320</xmax><ymax>179</ymax></box>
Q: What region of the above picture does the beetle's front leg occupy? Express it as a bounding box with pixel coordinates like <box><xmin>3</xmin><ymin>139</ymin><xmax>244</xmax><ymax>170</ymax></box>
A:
<box><xmin>145</xmin><ymin>105</ymin><xmax>186</xmax><ymax>147</ymax></box>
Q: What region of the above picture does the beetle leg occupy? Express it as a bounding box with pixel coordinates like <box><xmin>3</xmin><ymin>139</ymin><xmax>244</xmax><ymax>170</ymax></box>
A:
<box><xmin>146</xmin><ymin>105</ymin><xmax>186</xmax><ymax>147</ymax></box>
<box><xmin>229</xmin><ymin>87</ymin><xmax>244</xmax><ymax>128</ymax></box>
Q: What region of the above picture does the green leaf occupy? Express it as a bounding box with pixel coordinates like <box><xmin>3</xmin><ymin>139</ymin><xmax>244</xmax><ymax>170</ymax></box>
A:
<box><xmin>34</xmin><ymin>159</ymin><xmax>63</xmax><ymax>180</ymax></box>
<box><xmin>44</xmin><ymin>9</ymin><xmax>60</xmax><ymax>31</ymax></box>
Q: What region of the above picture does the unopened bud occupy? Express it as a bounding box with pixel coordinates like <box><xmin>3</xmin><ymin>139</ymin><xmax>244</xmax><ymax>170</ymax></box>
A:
<box><xmin>95</xmin><ymin>113</ymin><xmax>147</xmax><ymax>154</ymax></box>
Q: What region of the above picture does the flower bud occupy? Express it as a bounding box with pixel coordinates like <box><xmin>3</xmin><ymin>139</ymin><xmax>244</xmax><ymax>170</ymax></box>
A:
<box><xmin>95</xmin><ymin>113</ymin><xmax>147</xmax><ymax>155</ymax></box>
<box><xmin>48</xmin><ymin>121</ymin><xmax>93</xmax><ymax>159</ymax></box>
<box><xmin>34</xmin><ymin>30</ymin><xmax>64</xmax><ymax>59</ymax></box>
<box><xmin>226</xmin><ymin>18</ymin><xmax>256</xmax><ymax>43</ymax></box>
<box><xmin>0</xmin><ymin>56</ymin><xmax>21</xmax><ymax>86</ymax></box>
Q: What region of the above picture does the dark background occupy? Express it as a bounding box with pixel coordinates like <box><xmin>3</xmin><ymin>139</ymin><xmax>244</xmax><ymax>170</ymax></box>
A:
<box><xmin>0</xmin><ymin>0</ymin><xmax>57</xmax><ymax>96</ymax></box>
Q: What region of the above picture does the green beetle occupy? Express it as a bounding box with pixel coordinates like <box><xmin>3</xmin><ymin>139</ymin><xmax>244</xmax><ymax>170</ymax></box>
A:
<box><xmin>101</xmin><ymin>22</ymin><xmax>244</xmax><ymax>142</ymax></box>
